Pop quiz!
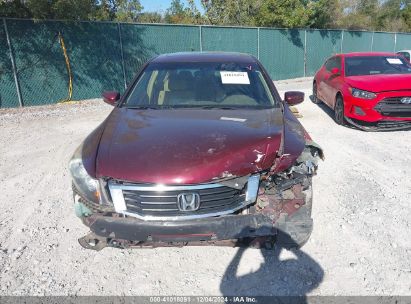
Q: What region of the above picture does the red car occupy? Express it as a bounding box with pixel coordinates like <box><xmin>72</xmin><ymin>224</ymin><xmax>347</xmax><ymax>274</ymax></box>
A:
<box><xmin>69</xmin><ymin>52</ymin><xmax>323</xmax><ymax>250</ymax></box>
<box><xmin>313</xmin><ymin>52</ymin><xmax>411</xmax><ymax>130</ymax></box>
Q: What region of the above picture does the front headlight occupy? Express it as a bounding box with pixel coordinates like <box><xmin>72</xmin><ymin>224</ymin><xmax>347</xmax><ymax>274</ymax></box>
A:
<box><xmin>350</xmin><ymin>87</ymin><xmax>376</xmax><ymax>99</ymax></box>
<box><xmin>69</xmin><ymin>144</ymin><xmax>101</xmax><ymax>204</ymax></box>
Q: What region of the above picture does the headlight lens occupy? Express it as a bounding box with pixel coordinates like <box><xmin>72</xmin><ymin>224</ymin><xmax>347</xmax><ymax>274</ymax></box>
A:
<box><xmin>350</xmin><ymin>87</ymin><xmax>376</xmax><ymax>99</ymax></box>
<box><xmin>69</xmin><ymin>144</ymin><xmax>101</xmax><ymax>204</ymax></box>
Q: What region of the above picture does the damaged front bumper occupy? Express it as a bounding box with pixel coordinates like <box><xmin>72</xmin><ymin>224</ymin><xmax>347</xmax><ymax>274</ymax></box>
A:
<box><xmin>73</xmin><ymin>142</ymin><xmax>322</xmax><ymax>251</ymax></box>
<box><xmin>83</xmin><ymin>213</ymin><xmax>276</xmax><ymax>248</ymax></box>
<box><xmin>75</xmin><ymin>181</ymin><xmax>313</xmax><ymax>251</ymax></box>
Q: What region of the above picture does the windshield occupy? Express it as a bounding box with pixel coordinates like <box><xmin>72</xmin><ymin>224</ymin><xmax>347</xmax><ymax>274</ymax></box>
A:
<box><xmin>123</xmin><ymin>62</ymin><xmax>276</xmax><ymax>109</ymax></box>
<box><xmin>345</xmin><ymin>56</ymin><xmax>411</xmax><ymax>76</ymax></box>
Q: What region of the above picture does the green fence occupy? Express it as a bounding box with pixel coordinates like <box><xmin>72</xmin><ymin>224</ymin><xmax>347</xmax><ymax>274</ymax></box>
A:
<box><xmin>2</xmin><ymin>18</ymin><xmax>411</xmax><ymax>108</ymax></box>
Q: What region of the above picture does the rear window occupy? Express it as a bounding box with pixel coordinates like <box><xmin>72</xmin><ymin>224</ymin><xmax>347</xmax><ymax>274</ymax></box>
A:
<box><xmin>123</xmin><ymin>62</ymin><xmax>276</xmax><ymax>109</ymax></box>
<box><xmin>345</xmin><ymin>56</ymin><xmax>411</xmax><ymax>76</ymax></box>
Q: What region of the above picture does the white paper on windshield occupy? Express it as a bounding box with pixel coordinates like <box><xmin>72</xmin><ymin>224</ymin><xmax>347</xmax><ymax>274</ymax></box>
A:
<box><xmin>220</xmin><ymin>116</ymin><xmax>247</xmax><ymax>122</ymax></box>
<box><xmin>387</xmin><ymin>58</ymin><xmax>402</xmax><ymax>64</ymax></box>
<box><xmin>220</xmin><ymin>71</ymin><xmax>250</xmax><ymax>84</ymax></box>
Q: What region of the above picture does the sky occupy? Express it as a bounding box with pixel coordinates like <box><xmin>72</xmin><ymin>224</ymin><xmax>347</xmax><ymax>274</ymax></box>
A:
<box><xmin>140</xmin><ymin>0</ymin><xmax>204</xmax><ymax>13</ymax></box>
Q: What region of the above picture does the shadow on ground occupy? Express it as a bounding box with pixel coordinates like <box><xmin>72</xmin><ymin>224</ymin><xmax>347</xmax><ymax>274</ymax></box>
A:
<box><xmin>309</xmin><ymin>95</ymin><xmax>336</xmax><ymax>120</ymax></box>
<box><xmin>309</xmin><ymin>94</ymin><xmax>360</xmax><ymax>131</ymax></box>
<box><xmin>220</xmin><ymin>230</ymin><xmax>324</xmax><ymax>301</ymax></box>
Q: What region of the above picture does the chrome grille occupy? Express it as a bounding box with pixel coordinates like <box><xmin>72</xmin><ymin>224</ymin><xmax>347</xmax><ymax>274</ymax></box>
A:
<box><xmin>107</xmin><ymin>178</ymin><xmax>260</xmax><ymax>221</ymax></box>
<box><xmin>375</xmin><ymin>97</ymin><xmax>411</xmax><ymax>117</ymax></box>
<box><xmin>123</xmin><ymin>186</ymin><xmax>244</xmax><ymax>215</ymax></box>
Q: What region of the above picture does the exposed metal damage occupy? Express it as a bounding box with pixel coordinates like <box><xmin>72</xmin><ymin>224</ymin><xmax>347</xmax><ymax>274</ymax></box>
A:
<box><xmin>255</xmin><ymin>142</ymin><xmax>323</xmax><ymax>247</ymax></box>
<box><xmin>76</xmin><ymin>141</ymin><xmax>323</xmax><ymax>251</ymax></box>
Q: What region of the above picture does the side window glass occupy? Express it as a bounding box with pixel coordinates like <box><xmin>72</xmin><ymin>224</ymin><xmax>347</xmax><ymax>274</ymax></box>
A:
<box><xmin>126</xmin><ymin>72</ymin><xmax>152</xmax><ymax>105</ymax></box>
<box><xmin>325</xmin><ymin>58</ymin><xmax>335</xmax><ymax>71</ymax></box>
<box><xmin>325</xmin><ymin>57</ymin><xmax>341</xmax><ymax>71</ymax></box>
<box><xmin>335</xmin><ymin>56</ymin><xmax>342</xmax><ymax>70</ymax></box>
<box><xmin>324</xmin><ymin>59</ymin><xmax>330</xmax><ymax>71</ymax></box>
<box><xmin>397</xmin><ymin>52</ymin><xmax>410</xmax><ymax>61</ymax></box>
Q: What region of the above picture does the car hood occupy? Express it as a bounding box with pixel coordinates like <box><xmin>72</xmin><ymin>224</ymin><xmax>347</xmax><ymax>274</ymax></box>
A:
<box><xmin>96</xmin><ymin>107</ymin><xmax>284</xmax><ymax>184</ymax></box>
<box><xmin>345</xmin><ymin>74</ymin><xmax>411</xmax><ymax>92</ymax></box>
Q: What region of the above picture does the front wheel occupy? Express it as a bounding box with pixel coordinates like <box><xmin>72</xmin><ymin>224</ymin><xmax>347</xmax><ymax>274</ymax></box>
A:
<box><xmin>334</xmin><ymin>95</ymin><xmax>346</xmax><ymax>125</ymax></box>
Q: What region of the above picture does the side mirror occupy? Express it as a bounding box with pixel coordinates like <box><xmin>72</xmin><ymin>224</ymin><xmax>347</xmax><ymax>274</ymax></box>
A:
<box><xmin>102</xmin><ymin>91</ymin><xmax>120</xmax><ymax>106</ymax></box>
<box><xmin>284</xmin><ymin>91</ymin><xmax>304</xmax><ymax>106</ymax></box>
<box><xmin>331</xmin><ymin>67</ymin><xmax>340</xmax><ymax>75</ymax></box>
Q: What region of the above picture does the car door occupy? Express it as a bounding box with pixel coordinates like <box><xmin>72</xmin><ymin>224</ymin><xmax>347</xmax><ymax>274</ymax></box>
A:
<box><xmin>315</xmin><ymin>60</ymin><xmax>329</xmax><ymax>102</ymax></box>
<box><xmin>321</xmin><ymin>56</ymin><xmax>342</xmax><ymax>108</ymax></box>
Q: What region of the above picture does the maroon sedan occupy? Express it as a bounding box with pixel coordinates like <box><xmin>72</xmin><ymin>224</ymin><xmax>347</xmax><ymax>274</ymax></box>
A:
<box><xmin>69</xmin><ymin>52</ymin><xmax>323</xmax><ymax>250</ymax></box>
<box><xmin>313</xmin><ymin>52</ymin><xmax>411</xmax><ymax>130</ymax></box>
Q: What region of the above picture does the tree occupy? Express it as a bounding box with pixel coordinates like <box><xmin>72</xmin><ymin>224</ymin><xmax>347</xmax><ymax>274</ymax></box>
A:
<box><xmin>138</xmin><ymin>12</ymin><xmax>164</xmax><ymax>23</ymax></box>
<box><xmin>402</xmin><ymin>5</ymin><xmax>411</xmax><ymax>30</ymax></box>
<box><xmin>165</xmin><ymin>0</ymin><xmax>185</xmax><ymax>23</ymax></box>
<box><xmin>114</xmin><ymin>0</ymin><xmax>143</xmax><ymax>22</ymax></box>
<box><xmin>331</xmin><ymin>0</ymin><xmax>379</xmax><ymax>30</ymax></box>
<box><xmin>0</xmin><ymin>0</ymin><xmax>97</xmax><ymax>20</ymax></box>
<box><xmin>1</xmin><ymin>0</ymin><xmax>411</xmax><ymax>31</ymax></box>
<box><xmin>254</xmin><ymin>0</ymin><xmax>314</xmax><ymax>28</ymax></box>
<box><xmin>215</xmin><ymin>0</ymin><xmax>342</xmax><ymax>29</ymax></box>
<box><xmin>0</xmin><ymin>0</ymin><xmax>32</xmax><ymax>18</ymax></box>
<box><xmin>165</xmin><ymin>0</ymin><xmax>203</xmax><ymax>24</ymax></box>
<box><xmin>310</xmin><ymin>0</ymin><xmax>343</xmax><ymax>29</ymax></box>
<box><xmin>357</xmin><ymin>0</ymin><xmax>378</xmax><ymax>15</ymax></box>
<box><xmin>375</xmin><ymin>0</ymin><xmax>411</xmax><ymax>31</ymax></box>
<box><xmin>201</xmin><ymin>0</ymin><xmax>261</xmax><ymax>26</ymax></box>
<box><xmin>91</xmin><ymin>0</ymin><xmax>116</xmax><ymax>21</ymax></box>
<box><xmin>0</xmin><ymin>0</ymin><xmax>143</xmax><ymax>22</ymax></box>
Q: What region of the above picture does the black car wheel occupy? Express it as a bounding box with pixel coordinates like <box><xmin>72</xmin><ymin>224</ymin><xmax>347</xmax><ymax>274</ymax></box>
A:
<box><xmin>312</xmin><ymin>82</ymin><xmax>321</xmax><ymax>104</ymax></box>
<box><xmin>334</xmin><ymin>95</ymin><xmax>346</xmax><ymax>125</ymax></box>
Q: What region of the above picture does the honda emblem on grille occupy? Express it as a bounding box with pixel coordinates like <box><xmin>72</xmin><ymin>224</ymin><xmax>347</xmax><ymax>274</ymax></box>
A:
<box><xmin>177</xmin><ymin>193</ymin><xmax>200</xmax><ymax>211</ymax></box>
<box><xmin>400</xmin><ymin>97</ymin><xmax>411</xmax><ymax>104</ymax></box>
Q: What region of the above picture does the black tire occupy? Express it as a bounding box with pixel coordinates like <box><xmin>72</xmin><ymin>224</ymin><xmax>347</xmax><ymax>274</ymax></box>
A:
<box><xmin>312</xmin><ymin>82</ymin><xmax>321</xmax><ymax>104</ymax></box>
<box><xmin>334</xmin><ymin>95</ymin><xmax>346</xmax><ymax>125</ymax></box>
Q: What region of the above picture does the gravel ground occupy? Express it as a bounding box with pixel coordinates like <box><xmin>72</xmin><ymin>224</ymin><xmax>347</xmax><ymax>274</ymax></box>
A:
<box><xmin>0</xmin><ymin>77</ymin><xmax>410</xmax><ymax>296</ymax></box>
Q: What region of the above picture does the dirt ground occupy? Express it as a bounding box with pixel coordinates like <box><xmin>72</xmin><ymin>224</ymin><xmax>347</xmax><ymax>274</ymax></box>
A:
<box><xmin>0</xmin><ymin>77</ymin><xmax>410</xmax><ymax>296</ymax></box>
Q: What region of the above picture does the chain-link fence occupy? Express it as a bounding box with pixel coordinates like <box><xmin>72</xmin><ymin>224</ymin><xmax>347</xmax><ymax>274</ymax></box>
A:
<box><xmin>2</xmin><ymin>18</ymin><xmax>411</xmax><ymax>108</ymax></box>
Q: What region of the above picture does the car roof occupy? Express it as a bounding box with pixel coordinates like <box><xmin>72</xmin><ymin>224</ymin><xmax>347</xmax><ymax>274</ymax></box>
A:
<box><xmin>340</xmin><ymin>52</ymin><xmax>399</xmax><ymax>57</ymax></box>
<box><xmin>396</xmin><ymin>50</ymin><xmax>411</xmax><ymax>53</ymax></box>
<box><xmin>151</xmin><ymin>52</ymin><xmax>258</xmax><ymax>64</ymax></box>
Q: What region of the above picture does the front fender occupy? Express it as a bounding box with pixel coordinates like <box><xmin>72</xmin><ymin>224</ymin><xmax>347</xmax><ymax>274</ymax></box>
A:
<box><xmin>272</xmin><ymin>105</ymin><xmax>306</xmax><ymax>173</ymax></box>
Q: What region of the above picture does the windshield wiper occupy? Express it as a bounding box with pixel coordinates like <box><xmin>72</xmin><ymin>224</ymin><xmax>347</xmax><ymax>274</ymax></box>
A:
<box><xmin>126</xmin><ymin>105</ymin><xmax>159</xmax><ymax>110</ymax></box>
<box><xmin>199</xmin><ymin>105</ymin><xmax>236</xmax><ymax>110</ymax></box>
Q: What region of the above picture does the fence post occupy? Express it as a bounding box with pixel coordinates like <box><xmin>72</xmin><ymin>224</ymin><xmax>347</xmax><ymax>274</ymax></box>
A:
<box><xmin>257</xmin><ymin>27</ymin><xmax>260</xmax><ymax>60</ymax></box>
<box><xmin>3</xmin><ymin>18</ymin><xmax>23</xmax><ymax>107</ymax></box>
<box><xmin>371</xmin><ymin>32</ymin><xmax>374</xmax><ymax>51</ymax></box>
<box><xmin>394</xmin><ymin>33</ymin><xmax>397</xmax><ymax>52</ymax></box>
<box><xmin>303</xmin><ymin>29</ymin><xmax>307</xmax><ymax>77</ymax></box>
<box><xmin>117</xmin><ymin>23</ymin><xmax>127</xmax><ymax>90</ymax></box>
<box><xmin>340</xmin><ymin>30</ymin><xmax>344</xmax><ymax>53</ymax></box>
<box><xmin>199</xmin><ymin>25</ymin><xmax>203</xmax><ymax>52</ymax></box>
